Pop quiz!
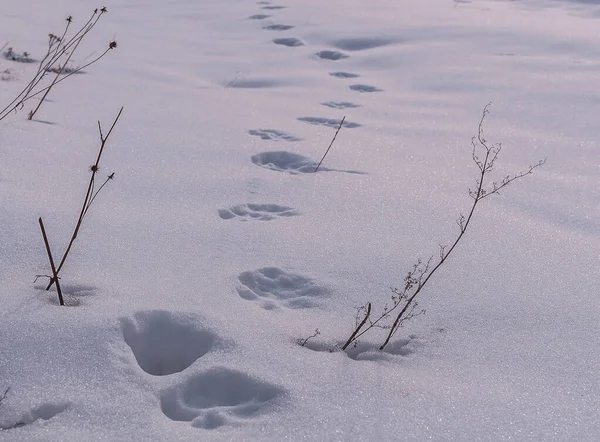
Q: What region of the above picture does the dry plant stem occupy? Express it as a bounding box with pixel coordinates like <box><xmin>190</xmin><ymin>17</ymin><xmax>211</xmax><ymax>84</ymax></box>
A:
<box><xmin>38</xmin><ymin>218</ymin><xmax>64</xmax><ymax>305</ymax></box>
<box><xmin>341</xmin><ymin>302</ymin><xmax>371</xmax><ymax>350</ymax></box>
<box><xmin>0</xmin><ymin>42</ymin><xmax>8</xmax><ymax>53</ymax></box>
<box><xmin>24</xmin><ymin>47</ymin><xmax>112</xmax><ymax>107</ymax></box>
<box><xmin>28</xmin><ymin>11</ymin><xmax>105</xmax><ymax>120</ymax></box>
<box><xmin>341</xmin><ymin>103</ymin><xmax>545</xmax><ymax>351</ymax></box>
<box><xmin>24</xmin><ymin>22</ymin><xmax>72</xmax><ymax>100</ymax></box>
<box><xmin>315</xmin><ymin>116</ymin><xmax>345</xmax><ymax>173</ymax></box>
<box><xmin>0</xmin><ymin>387</ymin><xmax>9</xmax><ymax>406</ymax></box>
<box><xmin>45</xmin><ymin>106</ymin><xmax>123</xmax><ymax>291</ymax></box>
<box><xmin>299</xmin><ymin>329</ymin><xmax>321</xmax><ymax>347</ymax></box>
<box><xmin>0</xmin><ymin>9</ymin><xmax>114</xmax><ymax>122</ymax></box>
<box><xmin>1</xmin><ymin>16</ymin><xmax>75</xmax><ymax>119</ymax></box>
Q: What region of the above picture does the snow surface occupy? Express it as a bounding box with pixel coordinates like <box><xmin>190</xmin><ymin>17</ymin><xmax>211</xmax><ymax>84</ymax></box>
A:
<box><xmin>1</xmin><ymin>0</ymin><xmax>599</xmax><ymax>440</ymax></box>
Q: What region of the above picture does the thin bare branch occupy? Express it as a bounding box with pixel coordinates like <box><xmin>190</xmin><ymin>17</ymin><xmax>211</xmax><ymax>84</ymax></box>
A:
<box><xmin>39</xmin><ymin>218</ymin><xmax>64</xmax><ymax>306</ymax></box>
<box><xmin>315</xmin><ymin>116</ymin><xmax>345</xmax><ymax>173</ymax></box>
<box><xmin>45</xmin><ymin>107</ymin><xmax>123</xmax><ymax>292</ymax></box>
<box><xmin>342</xmin><ymin>302</ymin><xmax>371</xmax><ymax>350</ymax></box>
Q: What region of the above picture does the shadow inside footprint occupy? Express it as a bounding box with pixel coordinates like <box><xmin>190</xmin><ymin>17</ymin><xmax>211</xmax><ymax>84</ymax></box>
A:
<box><xmin>297</xmin><ymin>117</ymin><xmax>360</xmax><ymax>128</ymax></box>
<box><xmin>321</xmin><ymin>101</ymin><xmax>362</xmax><ymax>109</ymax></box>
<box><xmin>249</xmin><ymin>129</ymin><xmax>302</xmax><ymax>141</ymax></box>
<box><xmin>251</xmin><ymin>151</ymin><xmax>317</xmax><ymax>174</ymax></box>
<box><xmin>329</xmin><ymin>72</ymin><xmax>360</xmax><ymax>78</ymax></box>
<box><xmin>121</xmin><ymin>311</ymin><xmax>219</xmax><ymax>376</ymax></box>
<box><xmin>249</xmin><ymin>14</ymin><xmax>270</xmax><ymax>20</ymax></box>
<box><xmin>228</xmin><ymin>78</ymin><xmax>283</xmax><ymax>89</ymax></box>
<box><xmin>349</xmin><ymin>84</ymin><xmax>383</xmax><ymax>93</ymax></box>
<box><xmin>236</xmin><ymin>267</ymin><xmax>330</xmax><ymax>310</ymax></box>
<box><xmin>315</xmin><ymin>50</ymin><xmax>349</xmax><ymax>61</ymax></box>
<box><xmin>160</xmin><ymin>367</ymin><xmax>286</xmax><ymax>429</ymax></box>
<box><xmin>219</xmin><ymin>204</ymin><xmax>298</xmax><ymax>221</ymax></box>
<box><xmin>331</xmin><ymin>37</ymin><xmax>398</xmax><ymax>51</ymax></box>
<box><xmin>273</xmin><ymin>37</ymin><xmax>304</xmax><ymax>47</ymax></box>
<box><xmin>264</xmin><ymin>24</ymin><xmax>294</xmax><ymax>31</ymax></box>
<box><xmin>251</xmin><ymin>151</ymin><xmax>364</xmax><ymax>175</ymax></box>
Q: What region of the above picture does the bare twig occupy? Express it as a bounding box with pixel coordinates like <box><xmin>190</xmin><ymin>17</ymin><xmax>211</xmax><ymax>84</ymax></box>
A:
<box><xmin>378</xmin><ymin>103</ymin><xmax>545</xmax><ymax>349</ymax></box>
<box><xmin>0</xmin><ymin>9</ymin><xmax>116</xmax><ymax>122</ymax></box>
<box><xmin>45</xmin><ymin>107</ymin><xmax>123</xmax><ymax>292</ymax></box>
<box><xmin>341</xmin><ymin>302</ymin><xmax>371</xmax><ymax>350</ymax></box>
<box><xmin>315</xmin><ymin>116</ymin><xmax>345</xmax><ymax>173</ymax></box>
<box><xmin>339</xmin><ymin>103</ymin><xmax>545</xmax><ymax>350</ymax></box>
<box><xmin>0</xmin><ymin>387</ymin><xmax>9</xmax><ymax>407</ymax></box>
<box><xmin>298</xmin><ymin>329</ymin><xmax>321</xmax><ymax>347</ymax></box>
<box><xmin>38</xmin><ymin>218</ymin><xmax>64</xmax><ymax>305</ymax></box>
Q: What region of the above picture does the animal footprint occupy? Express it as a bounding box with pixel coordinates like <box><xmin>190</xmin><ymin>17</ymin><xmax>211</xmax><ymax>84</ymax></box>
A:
<box><xmin>273</xmin><ymin>37</ymin><xmax>304</xmax><ymax>47</ymax></box>
<box><xmin>297</xmin><ymin>117</ymin><xmax>360</xmax><ymax>129</ymax></box>
<box><xmin>315</xmin><ymin>50</ymin><xmax>349</xmax><ymax>61</ymax></box>
<box><xmin>249</xmin><ymin>14</ymin><xmax>271</xmax><ymax>20</ymax></box>
<box><xmin>349</xmin><ymin>84</ymin><xmax>382</xmax><ymax>93</ymax></box>
<box><xmin>251</xmin><ymin>151</ymin><xmax>316</xmax><ymax>174</ymax></box>
<box><xmin>219</xmin><ymin>204</ymin><xmax>298</xmax><ymax>221</ymax></box>
<box><xmin>331</xmin><ymin>37</ymin><xmax>397</xmax><ymax>51</ymax></box>
<box><xmin>251</xmin><ymin>151</ymin><xmax>364</xmax><ymax>174</ymax></box>
<box><xmin>329</xmin><ymin>72</ymin><xmax>360</xmax><ymax>78</ymax></box>
<box><xmin>121</xmin><ymin>311</ymin><xmax>221</xmax><ymax>376</ymax></box>
<box><xmin>249</xmin><ymin>129</ymin><xmax>302</xmax><ymax>141</ymax></box>
<box><xmin>262</xmin><ymin>5</ymin><xmax>286</xmax><ymax>9</ymax></box>
<box><xmin>264</xmin><ymin>24</ymin><xmax>294</xmax><ymax>31</ymax></box>
<box><xmin>160</xmin><ymin>367</ymin><xmax>286</xmax><ymax>429</ymax></box>
<box><xmin>321</xmin><ymin>101</ymin><xmax>362</xmax><ymax>109</ymax></box>
<box><xmin>236</xmin><ymin>267</ymin><xmax>330</xmax><ymax>310</ymax></box>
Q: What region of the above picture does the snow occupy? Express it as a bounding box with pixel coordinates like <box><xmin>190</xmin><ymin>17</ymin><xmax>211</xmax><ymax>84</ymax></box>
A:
<box><xmin>1</xmin><ymin>0</ymin><xmax>599</xmax><ymax>440</ymax></box>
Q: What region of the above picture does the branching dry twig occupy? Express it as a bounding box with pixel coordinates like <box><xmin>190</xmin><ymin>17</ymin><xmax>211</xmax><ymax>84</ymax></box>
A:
<box><xmin>340</xmin><ymin>103</ymin><xmax>546</xmax><ymax>351</ymax></box>
<box><xmin>44</xmin><ymin>107</ymin><xmax>123</xmax><ymax>294</ymax></box>
<box><xmin>0</xmin><ymin>8</ymin><xmax>116</xmax><ymax>122</ymax></box>
<box><xmin>298</xmin><ymin>329</ymin><xmax>321</xmax><ymax>347</ymax></box>
<box><xmin>0</xmin><ymin>387</ymin><xmax>9</xmax><ymax>408</ymax></box>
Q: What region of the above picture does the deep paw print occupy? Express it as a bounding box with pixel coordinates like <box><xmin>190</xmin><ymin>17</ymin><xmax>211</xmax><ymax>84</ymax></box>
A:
<box><xmin>121</xmin><ymin>310</ymin><xmax>222</xmax><ymax>376</ymax></box>
<box><xmin>160</xmin><ymin>367</ymin><xmax>286</xmax><ymax>429</ymax></box>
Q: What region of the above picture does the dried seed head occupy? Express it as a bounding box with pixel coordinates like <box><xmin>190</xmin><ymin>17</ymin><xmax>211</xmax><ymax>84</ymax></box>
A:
<box><xmin>109</xmin><ymin>41</ymin><xmax>117</xmax><ymax>49</ymax></box>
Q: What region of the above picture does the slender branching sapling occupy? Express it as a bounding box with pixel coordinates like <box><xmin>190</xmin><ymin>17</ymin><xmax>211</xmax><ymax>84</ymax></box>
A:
<box><xmin>341</xmin><ymin>104</ymin><xmax>546</xmax><ymax>351</ymax></box>
<box><xmin>40</xmin><ymin>107</ymin><xmax>124</xmax><ymax>301</ymax></box>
